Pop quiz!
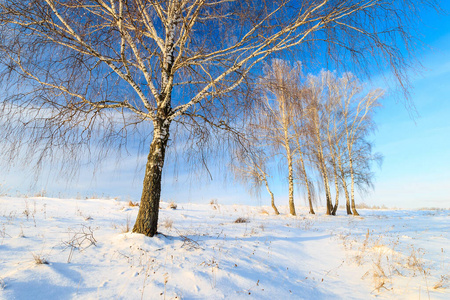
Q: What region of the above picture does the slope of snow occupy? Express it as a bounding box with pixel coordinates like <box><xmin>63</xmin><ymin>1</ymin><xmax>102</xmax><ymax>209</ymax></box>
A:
<box><xmin>0</xmin><ymin>196</ymin><xmax>448</xmax><ymax>299</ymax></box>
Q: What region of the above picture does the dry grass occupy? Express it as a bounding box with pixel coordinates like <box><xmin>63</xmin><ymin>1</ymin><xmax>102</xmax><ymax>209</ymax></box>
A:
<box><xmin>32</xmin><ymin>252</ymin><xmax>49</xmax><ymax>265</ymax></box>
<box><xmin>34</xmin><ymin>190</ymin><xmax>47</xmax><ymax>197</ymax></box>
<box><xmin>355</xmin><ymin>229</ymin><xmax>371</xmax><ymax>265</ymax></box>
<box><xmin>234</xmin><ymin>217</ymin><xmax>249</xmax><ymax>224</ymax></box>
<box><xmin>121</xmin><ymin>214</ymin><xmax>131</xmax><ymax>233</ymax></box>
<box><xmin>173</xmin><ymin>229</ymin><xmax>203</xmax><ymax>251</ymax></box>
<box><xmin>4</xmin><ymin>211</ymin><xmax>17</xmax><ymax>224</ymax></box>
<box><xmin>371</xmin><ymin>247</ymin><xmax>391</xmax><ymax>293</ymax></box>
<box><xmin>23</xmin><ymin>200</ymin><xmax>30</xmax><ymax>220</ymax></box>
<box><xmin>18</xmin><ymin>226</ymin><xmax>25</xmax><ymax>238</ymax></box>
<box><xmin>161</xmin><ymin>218</ymin><xmax>173</xmax><ymax>230</ymax></box>
<box><xmin>260</xmin><ymin>209</ymin><xmax>269</xmax><ymax>215</ymax></box>
<box><xmin>167</xmin><ymin>202</ymin><xmax>177</xmax><ymax>210</ymax></box>
<box><xmin>341</xmin><ymin>226</ymin><xmax>443</xmax><ymax>298</ymax></box>
<box><xmin>210</xmin><ymin>199</ymin><xmax>220</xmax><ymax>211</ymax></box>
<box><xmin>62</xmin><ymin>225</ymin><xmax>97</xmax><ymax>263</ymax></box>
<box><xmin>1</xmin><ymin>224</ymin><xmax>11</xmax><ymax>244</ymax></box>
<box><xmin>295</xmin><ymin>217</ymin><xmax>315</xmax><ymax>231</ymax></box>
<box><xmin>128</xmin><ymin>200</ymin><xmax>139</xmax><ymax>207</ymax></box>
<box><xmin>406</xmin><ymin>246</ymin><xmax>426</xmax><ymax>276</ymax></box>
<box><xmin>433</xmin><ymin>275</ymin><xmax>448</xmax><ymax>289</ymax></box>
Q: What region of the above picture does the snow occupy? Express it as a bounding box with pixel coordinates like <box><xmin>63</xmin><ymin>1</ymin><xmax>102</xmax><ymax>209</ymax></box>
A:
<box><xmin>0</xmin><ymin>196</ymin><xmax>448</xmax><ymax>299</ymax></box>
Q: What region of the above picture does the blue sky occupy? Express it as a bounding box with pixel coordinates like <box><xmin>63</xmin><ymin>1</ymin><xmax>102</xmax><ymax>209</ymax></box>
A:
<box><xmin>366</xmin><ymin>43</ymin><xmax>450</xmax><ymax>207</ymax></box>
<box><xmin>363</xmin><ymin>4</ymin><xmax>450</xmax><ymax>208</ymax></box>
<box><xmin>1</xmin><ymin>4</ymin><xmax>449</xmax><ymax>210</ymax></box>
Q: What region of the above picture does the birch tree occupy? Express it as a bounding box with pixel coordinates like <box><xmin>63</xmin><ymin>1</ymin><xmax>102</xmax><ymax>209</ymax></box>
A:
<box><xmin>293</xmin><ymin>114</ymin><xmax>316</xmax><ymax>215</ymax></box>
<box><xmin>324</xmin><ymin>88</ymin><xmax>343</xmax><ymax>215</ymax></box>
<box><xmin>304</xmin><ymin>71</ymin><xmax>382</xmax><ymax>215</ymax></box>
<box><xmin>303</xmin><ymin>76</ymin><xmax>334</xmax><ymax>214</ymax></box>
<box><xmin>259</xmin><ymin>60</ymin><xmax>303</xmax><ymax>215</ymax></box>
<box><xmin>231</xmin><ymin>146</ymin><xmax>280</xmax><ymax>215</ymax></box>
<box><xmin>338</xmin><ymin>75</ymin><xmax>383</xmax><ymax>215</ymax></box>
<box><xmin>0</xmin><ymin>0</ymin><xmax>435</xmax><ymax>236</ymax></box>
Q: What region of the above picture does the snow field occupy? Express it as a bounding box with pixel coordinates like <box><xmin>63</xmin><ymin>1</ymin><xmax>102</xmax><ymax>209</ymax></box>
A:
<box><xmin>0</xmin><ymin>196</ymin><xmax>448</xmax><ymax>299</ymax></box>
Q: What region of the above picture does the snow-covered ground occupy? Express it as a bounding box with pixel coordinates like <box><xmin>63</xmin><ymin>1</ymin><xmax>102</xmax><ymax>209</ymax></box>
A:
<box><xmin>0</xmin><ymin>196</ymin><xmax>448</xmax><ymax>299</ymax></box>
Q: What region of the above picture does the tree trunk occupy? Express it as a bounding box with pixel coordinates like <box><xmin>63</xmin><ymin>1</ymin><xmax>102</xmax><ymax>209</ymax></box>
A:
<box><xmin>324</xmin><ymin>175</ymin><xmax>333</xmax><ymax>215</ymax></box>
<box><xmin>264</xmin><ymin>180</ymin><xmax>280</xmax><ymax>215</ymax></box>
<box><xmin>317</xmin><ymin>156</ymin><xmax>333</xmax><ymax>215</ymax></box>
<box><xmin>305</xmin><ymin>174</ymin><xmax>315</xmax><ymax>214</ymax></box>
<box><xmin>345</xmin><ymin>121</ymin><xmax>359</xmax><ymax>216</ymax></box>
<box><xmin>331</xmin><ymin>157</ymin><xmax>340</xmax><ymax>215</ymax></box>
<box><xmin>312</xmin><ymin>108</ymin><xmax>332</xmax><ymax>215</ymax></box>
<box><xmin>344</xmin><ymin>187</ymin><xmax>352</xmax><ymax>215</ymax></box>
<box><xmin>287</xmin><ymin>155</ymin><xmax>296</xmax><ymax>216</ymax></box>
<box><xmin>132</xmin><ymin>118</ymin><xmax>171</xmax><ymax>237</ymax></box>
<box><xmin>332</xmin><ymin>172</ymin><xmax>339</xmax><ymax>215</ymax></box>
<box><xmin>343</xmin><ymin>180</ymin><xmax>352</xmax><ymax>215</ymax></box>
<box><xmin>349</xmin><ymin>157</ymin><xmax>359</xmax><ymax>216</ymax></box>
<box><xmin>318</xmin><ymin>148</ymin><xmax>332</xmax><ymax>215</ymax></box>
<box><xmin>297</xmin><ymin>149</ymin><xmax>315</xmax><ymax>214</ymax></box>
<box><xmin>306</xmin><ymin>183</ymin><xmax>315</xmax><ymax>214</ymax></box>
<box><xmin>337</xmin><ymin>148</ymin><xmax>352</xmax><ymax>215</ymax></box>
<box><xmin>283</xmin><ymin>124</ymin><xmax>296</xmax><ymax>216</ymax></box>
<box><xmin>327</xmin><ymin>130</ymin><xmax>339</xmax><ymax>216</ymax></box>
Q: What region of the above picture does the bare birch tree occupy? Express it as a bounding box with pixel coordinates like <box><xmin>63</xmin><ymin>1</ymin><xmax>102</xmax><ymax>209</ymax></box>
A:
<box><xmin>314</xmin><ymin>71</ymin><xmax>383</xmax><ymax>215</ymax></box>
<box><xmin>293</xmin><ymin>119</ymin><xmax>316</xmax><ymax>215</ymax></box>
<box><xmin>258</xmin><ymin>60</ymin><xmax>304</xmax><ymax>215</ymax></box>
<box><xmin>338</xmin><ymin>76</ymin><xmax>383</xmax><ymax>215</ymax></box>
<box><xmin>323</xmin><ymin>84</ymin><xmax>343</xmax><ymax>216</ymax></box>
<box><xmin>0</xmin><ymin>0</ymin><xmax>436</xmax><ymax>236</ymax></box>
<box><xmin>289</xmin><ymin>67</ymin><xmax>316</xmax><ymax>214</ymax></box>
<box><xmin>303</xmin><ymin>71</ymin><xmax>382</xmax><ymax>215</ymax></box>
<box><xmin>337</xmin><ymin>146</ymin><xmax>353</xmax><ymax>214</ymax></box>
<box><xmin>231</xmin><ymin>145</ymin><xmax>280</xmax><ymax>215</ymax></box>
<box><xmin>303</xmin><ymin>75</ymin><xmax>334</xmax><ymax>214</ymax></box>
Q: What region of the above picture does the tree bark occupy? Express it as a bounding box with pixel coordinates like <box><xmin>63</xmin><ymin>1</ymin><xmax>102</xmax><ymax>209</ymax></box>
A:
<box><xmin>327</xmin><ymin>131</ymin><xmax>339</xmax><ymax>215</ymax></box>
<box><xmin>344</xmin><ymin>186</ymin><xmax>352</xmax><ymax>215</ymax></box>
<box><xmin>306</xmin><ymin>184</ymin><xmax>315</xmax><ymax>214</ymax></box>
<box><xmin>338</xmin><ymin>156</ymin><xmax>352</xmax><ymax>215</ymax></box>
<box><xmin>349</xmin><ymin>157</ymin><xmax>360</xmax><ymax>216</ymax></box>
<box><xmin>282</xmin><ymin>117</ymin><xmax>296</xmax><ymax>216</ymax></box>
<box><xmin>331</xmin><ymin>149</ymin><xmax>340</xmax><ymax>215</ymax></box>
<box><xmin>312</xmin><ymin>109</ymin><xmax>332</xmax><ymax>215</ymax></box>
<box><xmin>298</xmin><ymin>149</ymin><xmax>315</xmax><ymax>214</ymax></box>
<box><xmin>344</xmin><ymin>116</ymin><xmax>359</xmax><ymax>216</ymax></box>
<box><xmin>332</xmin><ymin>167</ymin><xmax>339</xmax><ymax>215</ymax></box>
<box><xmin>324</xmin><ymin>175</ymin><xmax>333</xmax><ymax>215</ymax></box>
<box><xmin>132</xmin><ymin>118</ymin><xmax>171</xmax><ymax>237</ymax></box>
<box><xmin>287</xmin><ymin>154</ymin><xmax>296</xmax><ymax>216</ymax></box>
<box><xmin>280</xmin><ymin>97</ymin><xmax>296</xmax><ymax>216</ymax></box>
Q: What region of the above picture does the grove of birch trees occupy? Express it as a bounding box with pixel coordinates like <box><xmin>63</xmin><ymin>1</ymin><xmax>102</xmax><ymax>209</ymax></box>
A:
<box><xmin>233</xmin><ymin>61</ymin><xmax>383</xmax><ymax>216</ymax></box>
